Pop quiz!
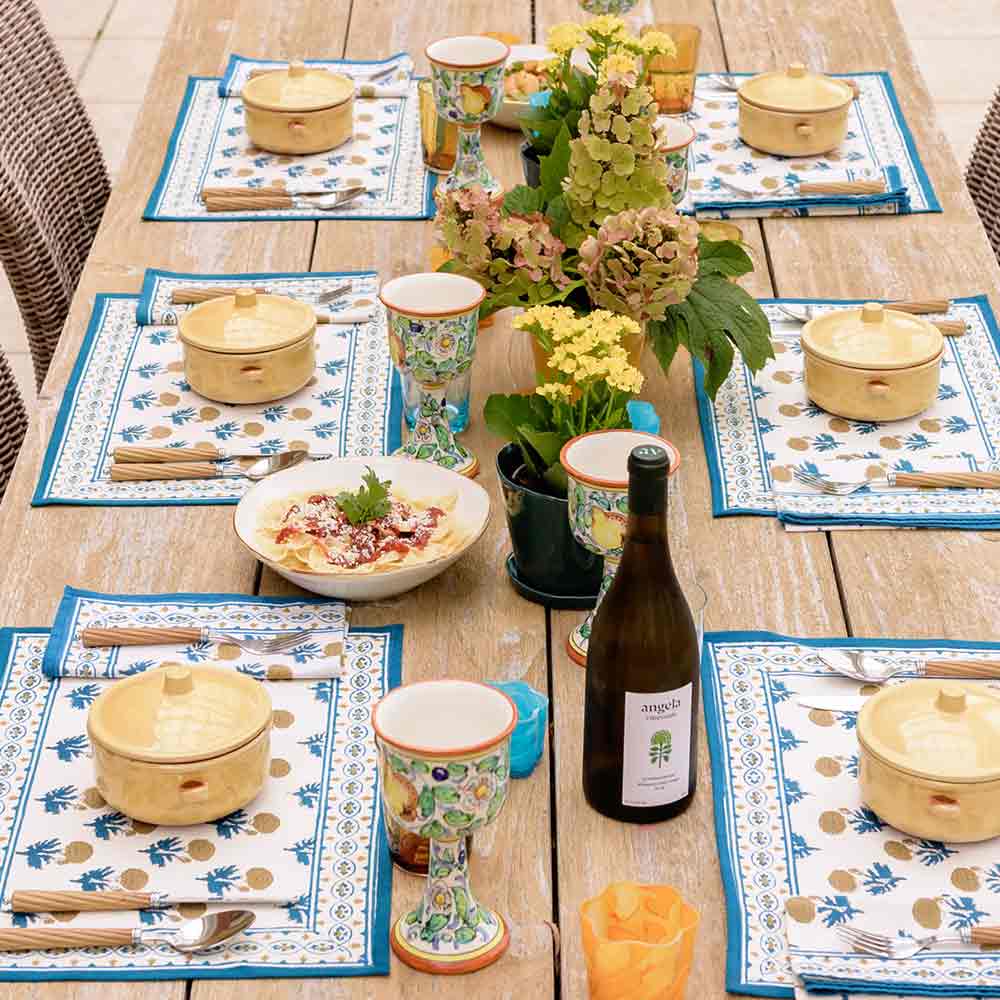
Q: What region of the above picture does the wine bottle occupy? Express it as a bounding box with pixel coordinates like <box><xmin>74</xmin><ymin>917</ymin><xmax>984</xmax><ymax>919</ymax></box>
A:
<box><xmin>582</xmin><ymin>443</ymin><xmax>700</xmax><ymax>823</ymax></box>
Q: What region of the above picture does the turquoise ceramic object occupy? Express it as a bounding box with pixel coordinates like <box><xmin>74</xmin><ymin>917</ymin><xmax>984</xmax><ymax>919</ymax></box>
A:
<box><xmin>489</xmin><ymin>681</ymin><xmax>548</xmax><ymax>778</ymax></box>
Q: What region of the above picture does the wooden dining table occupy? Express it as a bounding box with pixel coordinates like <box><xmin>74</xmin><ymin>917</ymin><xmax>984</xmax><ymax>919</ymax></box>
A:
<box><xmin>1</xmin><ymin>0</ymin><xmax>997</xmax><ymax>997</ymax></box>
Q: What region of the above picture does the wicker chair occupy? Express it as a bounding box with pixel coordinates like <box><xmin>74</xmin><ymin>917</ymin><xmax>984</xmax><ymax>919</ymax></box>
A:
<box><xmin>967</xmin><ymin>86</ymin><xmax>1000</xmax><ymax>263</ymax></box>
<box><xmin>0</xmin><ymin>352</ymin><xmax>28</xmax><ymax>499</ymax></box>
<box><xmin>0</xmin><ymin>0</ymin><xmax>111</xmax><ymax>389</ymax></box>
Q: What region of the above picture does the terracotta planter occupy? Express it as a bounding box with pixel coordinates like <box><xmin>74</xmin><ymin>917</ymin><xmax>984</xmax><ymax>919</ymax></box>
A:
<box><xmin>497</xmin><ymin>443</ymin><xmax>603</xmax><ymax>600</ymax></box>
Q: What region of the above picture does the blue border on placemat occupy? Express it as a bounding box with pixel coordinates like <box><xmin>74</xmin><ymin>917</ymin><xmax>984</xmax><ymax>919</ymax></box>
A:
<box><xmin>32</xmin><ymin>286</ymin><xmax>403</xmax><ymax>507</ymax></box>
<box><xmin>0</xmin><ymin>621</ymin><xmax>400</xmax><ymax>981</ymax></box>
<box><xmin>694</xmin><ymin>293</ymin><xmax>1000</xmax><ymax>526</ymax></box>
<box><xmin>688</xmin><ymin>71</ymin><xmax>939</xmax><ymax>216</ymax></box>
<box><xmin>701</xmin><ymin>629</ymin><xmax>1000</xmax><ymax>997</ymax></box>
<box><xmin>143</xmin><ymin>72</ymin><xmax>436</xmax><ymax>223</ymax></box>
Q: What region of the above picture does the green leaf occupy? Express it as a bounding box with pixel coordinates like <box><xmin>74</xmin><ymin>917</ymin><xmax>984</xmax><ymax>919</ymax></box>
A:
<box><xmin>430</xmin><ymin>862</ymin><xmax>452</xmax><ymax>878</ymax></box>
<box><xmin>442</xmin><ymin>809</ymin><xmax>476</xmax><ymax>827</ymax></box>
<box><xmin>454</xmin><ymin>885</ymin><xmax>470</xmax><ymax>926</ymax></box>
<box><xmin>433</xmin><ymin>786</ymin><xmax>460</xmax><ymax>804</ymax></box>
<box><xmin>539</xmin><ymin>123</ymin><xmax>572</xmax><ymax>205</ymax></box>
<box><xmin>696</xmin><ymin>237</ymin><xmax>755</xmax><ymax>278</ymax></box>
<box><xmin>483</xmin><ymin>393</ymin><xmax>543</xmax><ymax>443</ymax></box>
<box><xmin>421</xmin><ymin>913</ymin><xmax>449</xmax><ymax>940</ymax></box>
<box><xmin>475</xmin><ymin>755</ymin><xmax>500</xmax><ymax>773</ymax></box>
<box><xmin>487</xmin><ymin>788</ymin><xmax>506</xmax><ymax>821</ymax></box>
<box><xmin>658</xmin><ymin>275</ymin><xmax>774</xmax><ymax>400</ymax></box>
<box><xmin>388</xmin><ymin>753</ymin><xmax>407</xmax><ymax>773</ymax></box>
<box><xmin>516</xmin><ymin>427</ymin><xmax>565</xmax><ymax>473</ymax></box>
<box><xmin>542</xmin><ymin>462</ymin><xmax>568</xmax><ymax>494</ymax></box>
<box><xmin>411</xmin><ymin>760</ymin><xmax>430</xmax><ymax>774</ymax></box>
<box><xmin>503</xmin><ymin>185</ymin><xmax>544</xmax><ymax>216</ymax></box>
<box><xmin>335</xmin><ymin>466</ymin><xmax>392</xmax><ymax>524</ymax></box>
<box><xmin>545</xmin><ymin>193</ymin><xmax>570</xmax><ymax>239</ymax></box>
<box><xmin>447</xmin><ymin>763</ymin><xmax>468</xmax><ymax>781</ymax></box>
<box><xmin>405</xmin><ymin>904</ymin><xmax>422</xmax><ymax>925</ymax></box>
<box><xmin>418</xmin><ymin>786</ymin><xmax>435</xmax><ymax>819</ymax></box>
<box><xmin>455</xmin><ymin>926</ymin><xmax>477</xmax><ymax>944</ymax></box>
<box><xmin>419</xmin><ymin>819</ymin><xmax>448</xmax><ymax>839</ymax></box>
<box><xmin>415</xmin><ymin>444</ymin><xmax>436</xmax><ymax>461</ymax></box>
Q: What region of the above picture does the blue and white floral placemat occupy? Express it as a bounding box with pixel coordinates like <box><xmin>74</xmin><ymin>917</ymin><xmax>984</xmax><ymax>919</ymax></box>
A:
<box><xmin>33</xmin><ymin>269</ymin><xmax>401</xmax><ymax>506</ymax></box>
<box><xmin>0</xmin><ymin>625</ymin><xmax>400</xmax><ymax>981</ymax></box>
<box><xmin>43</xmin><ymin>588</ymin><xmax>349</xmax><ymax>680</ymax></box>
<box><xmin>702</xmin><ymin>630</ymin><xmax>1000</xmax><ymax>997</ymax></box>
<box><xmin>695</xmin><ymin>296</ymin><xmax>1000</xmax><ymax>528</ymax></box>
<box><xmin>679</xmin><ymin>72</ymin><xmax>938</xmax><ymax>218</ymax></box>
<box><xmin>144</xmin><ymin>54</ymin><xmax>434</xmax><ymax>222</ymax></box>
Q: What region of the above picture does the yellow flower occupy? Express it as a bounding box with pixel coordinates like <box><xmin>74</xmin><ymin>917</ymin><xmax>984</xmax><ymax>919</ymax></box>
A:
<box><xmin>547</xmin><ymin>22</ymin><xmax>586</xmax><ymax>55</ymax></box>
<box><xmin>638</xmin><ymin>30</ymin><xmax>677</xmax><ymax>57</ymax></box>
<box><xmin>536</xmin><ymin>382</ymin><xmax>573</xmax><ymax>402</ymax></box>
<box><xmin>585</xmin><ymin>14</ymin><xmax>627</xmax><ymax>41</ymax></box>
<box><xmin>598</xmin><ymin>50</ymin><xmax>638</xmax><ymax>83</ymax></box>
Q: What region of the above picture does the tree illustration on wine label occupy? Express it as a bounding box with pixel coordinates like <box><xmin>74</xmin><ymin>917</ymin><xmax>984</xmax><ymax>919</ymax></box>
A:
<box><xmin>649</xmin><ymin>730</ymin><xmax>672</xmax><ymax>767</ymax></box>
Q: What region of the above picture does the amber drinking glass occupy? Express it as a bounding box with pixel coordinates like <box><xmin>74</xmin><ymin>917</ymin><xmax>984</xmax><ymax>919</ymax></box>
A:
<box><xmin>645</xmin><ymin>24</ymin><xmax>702</xmax><ymax>115</ymax></box>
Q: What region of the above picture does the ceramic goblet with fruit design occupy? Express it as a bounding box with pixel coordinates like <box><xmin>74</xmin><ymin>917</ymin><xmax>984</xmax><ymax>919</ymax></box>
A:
<box><xmin>380</xmin><ymin>272</ymin><xmax>486</xmax><ymax>477</ymax></box>
<box><xmin>373</xmin><ymin>680</ymin><xmax>517</xmax><ymax>975</ymax></box>
<box><xmin>561</xmin><ymin>429</ymin><xmax>680</xmax><ymax>666</ymax></box>
<box><xmin>426</xmin><ymin>35</ymin><xmax>509</xmax><ymax>196</ymax></box>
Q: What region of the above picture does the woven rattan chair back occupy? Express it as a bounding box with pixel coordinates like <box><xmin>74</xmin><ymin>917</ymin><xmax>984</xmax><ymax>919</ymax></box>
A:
<box><xmin>967</xmin><ymin>86</ymin><xmax>1000</xmax><ymax>264</ymax></box>
<box><xmin>0</xmin><ymin>352</ymin><xmax>28</xmax><ymax>500</ymax></box>
<box><xmin>0</xmin><ymin>0</ymin><xmax>111</xmax><ymax>389</ymax></box>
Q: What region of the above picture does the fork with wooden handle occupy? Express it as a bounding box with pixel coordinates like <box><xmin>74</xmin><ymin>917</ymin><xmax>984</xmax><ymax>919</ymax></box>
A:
<box><xmin>112</xmin><ymin>445</ymin><xmax>331</xmax><ymax>464</ymax></box>
<box><xmin>169</xmin><ymin>286</ymin><xmax>373</xmax><ymax>324</ymax></box>
<box><xmin>8</xmin><ymin>890</ymin><xmax>293</xmax><ymax>912</ymax></box>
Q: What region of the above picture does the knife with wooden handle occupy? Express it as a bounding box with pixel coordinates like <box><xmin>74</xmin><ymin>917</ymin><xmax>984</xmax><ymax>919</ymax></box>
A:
<box><xmin>8</xmin><ymin>890</ymin><xmax>295</xmax><ymax>912</ymax></box>
<box><xmin>81</xmin><ymin>626</ymin><xmax>203</xmax><ymax>647</ymax></box>
<box><xmin>114</xmin><ymin>445</ymin><xmax>225</xmax><ymax>463</ymax></box>
<box><xmin>923</xmin><ymin>659</ymin><xmax>1000</xmax><ymax>678</ymax></box>
<box><xmin>170</xmin><ymin>285</ymin><xmax>269</xmax><ymax>304</ymax></box>
<box><xmin>110</xmin><ymin>462</ymin><xmax>229</xmax><ymax>482</ymax></box>
<box><xmin>890</xmin><ymin>471</ymin><xmax>1000</xmax><ymax>489</ymax></box>
<box><xmin>0</xmin><ymin>927</ymin><xmax>136</xmax><ymax>951</ymax></box>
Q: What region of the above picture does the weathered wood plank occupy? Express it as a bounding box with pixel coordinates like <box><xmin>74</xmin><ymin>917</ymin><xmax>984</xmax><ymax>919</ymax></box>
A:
<box><xmin>536</xmin><ymin>2</ymin><xmax>846</xmax><ymax>997</ymax></box>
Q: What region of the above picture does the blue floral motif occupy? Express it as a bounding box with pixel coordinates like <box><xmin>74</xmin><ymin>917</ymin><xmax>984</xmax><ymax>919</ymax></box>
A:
<box><xmin>130</xmin><ymin>390</ymin><xmax>157</xmax><ymax>410</ymax></box>
<box><xmin>66</xmin><ymin>684</ymin><xmax>101</xmax><ymax>709</ymax></box>
<box><xmin>817</xmin><ymin>895</ymin><xmax>863</xmax><ymax>927</ymax></box>
<box><xmin>294</xmin><ymin>783</ymin><xmax>322</xmax><ymax>808</ymax></box>
<box><xmin>36</xmin><ymin>785</ymin><xmax>77</xmax><ymax>814</ymax></box>
<box><xmin>783</xmin><ymin>778</ymin><xmax>809</xmax><ymax>806</ymax></box>
<box><xmin>197</xmin><ymin>865</ymin><xmax>241</xmax><ymax>896</ymax></box>
<box><xmin>778</xmin><ymin>727</ymin><xmax>806</xmax><ymax>752</ymax></box>
<box><xmin>18</xmin><ymin>838</ymin><xmax>61</xmax><ymax>869</ymax></box>
<box><xmin>912</xmin><ymin>839</ymin><xmax>958</xmax><ymax>866</ymax></box>
<box><xmin>47</xmin><ymin>735</ymin><xmax>89</xmax><ymax>762</ymax></box>
<box><xmin>862</xmin><ymin>862</ymin><xmax>905</xmax><ymax>895</ymax></box>
<box><xmin>790</xmin><ymin>833</ymin><xmax>818</xmax><ymax>860</ymax></box>
<box><xmin>299</xmin><ymin>733</ymin><xmax>325</xmax><ymax>758</ymax></box>
<box><xmin>845</xmin><ymin>807</ymin><xmax>885</xmax><ymax>834</ymax></box>
<box><xmin>140</xmin><ymin>837</ymin><xmax>187</xmax><ymax>867</ymax></box>
<box><xmin>71</xmin><ymin>867</ymin><xmax>116</xmax><ymax>891</ymax></box>
<box><xmin>943</xmin><ymin>895</ymin><xmax>988</xmax><ymax>931</ymax></box>
<box><xmin>214</xmin><ymin>810</ymin><xmax>253</xmax><ymax>839</ymax></box>
<box><xmin>283</xmin><ymin>895</ymin><xmax>310</xmax><ymax>924</ymax></box>
<box><xmin>86</xmin><ymin>812</ymin><xmax>131</xmax><ymax>840</ymax></box>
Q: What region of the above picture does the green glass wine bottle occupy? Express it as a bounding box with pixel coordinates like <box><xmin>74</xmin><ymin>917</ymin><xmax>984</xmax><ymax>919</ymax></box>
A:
<box><xmin>582</xmin><ymin>443</ymin><xmax>699</xmax><ymax>823</ymax></box>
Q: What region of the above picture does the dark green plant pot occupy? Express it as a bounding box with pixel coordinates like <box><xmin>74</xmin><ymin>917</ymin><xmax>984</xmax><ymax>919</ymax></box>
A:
<box><xmin>497</xmin><ymin>443</ymin><xmax>603</xmax><ymax>604</ymax></box>
<box><xmin>520</xmin><ymin>141</ymin><xmax>541</xmax><ymax>188</ymax></box>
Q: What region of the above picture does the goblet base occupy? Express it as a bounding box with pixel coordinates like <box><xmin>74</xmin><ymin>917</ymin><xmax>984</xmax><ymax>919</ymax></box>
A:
<box><xmin>391</xmin><ymin>909</ymin><xmax>509</xmax><ymax>975</ymax></box>
<box><xmin>567</xmin><ymin>621</ymin><xmax>590</xmax><ymax>667</ymax></box>
<box><xmin>394</xmin><ymin>442</ymin><xmax>479</xmax><ymax>478</ymax></box>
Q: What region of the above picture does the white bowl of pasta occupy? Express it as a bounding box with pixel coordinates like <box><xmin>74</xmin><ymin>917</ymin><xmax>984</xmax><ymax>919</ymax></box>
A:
<box><xmin>233</xmin><ymin>456</ymin><xmax>491</xmax><ymax>601</ymax></box>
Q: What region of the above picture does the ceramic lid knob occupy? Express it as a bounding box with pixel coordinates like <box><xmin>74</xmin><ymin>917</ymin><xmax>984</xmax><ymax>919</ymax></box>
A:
<box><xmin>861</xmin><ymin>302</ymin><xmax>884</xmax><ymax>324</ymax></box>
<box><xmin>788</xmin><ymin>62</ymin><xmax>807</xmax><ymax>78</ymax></box>
<box><xmin>163</xmin><ymin>666</ymin><xmax>194</xmax><ymax>696</ymax></box>
<box><xmin>234</xmin><ymin>290</ymin><xmax>257</xmax><ymax>310</ymax></box>
<box><xmin>936</xmin><ymin>685</ymin><xmax>967</xmax><ymax>714</ymax></box>
<box><xmin>288</xmin><ymin>60</ymin><xmax>307</xmax><ymax>77</ymax></box>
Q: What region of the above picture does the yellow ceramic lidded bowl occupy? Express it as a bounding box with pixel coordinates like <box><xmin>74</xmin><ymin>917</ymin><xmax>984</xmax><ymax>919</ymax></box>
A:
<box><xmin>801</xmin><ymin>303</ymin><xmax>943</xmax><ymax>421</ymax></box>
<box><xmin>242</xmin><ymin>60</ymin><xmax>355</xmax><ymax>154</ymax></box>
<box><xmin>87</xmin><ymin>665</ymin><xmax>273</xmax><ymax>826</ymax></box>
<box><xmin>737</xmin><ymin>63</ymin><xmax>853</xmax><ymax>156</ymax></box>
<box><xmin>178</xmin><ymin>289</ymin><xmax>317</xmax><ymax>405</ymax></box>
<box><xmin>858</xmin><ymin>680</ymin><xmax>1000</xmax><ymax>843</ymax></box>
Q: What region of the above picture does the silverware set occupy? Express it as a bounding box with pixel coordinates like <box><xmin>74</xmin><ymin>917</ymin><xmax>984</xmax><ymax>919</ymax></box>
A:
<box><xmin>776</xmin><ymin>299</ymin><xmax>967</xmax><ymax>335</ymax></box>
<box><xmin>792</xmin><ymin>468</ymin><xmax>1000</xmax><ymax>495</ymax></box>
<box><xmin>109</xmin><ymin>447</ymin><xmax>324</xmax><ymax>483</ymax></box>
<box><xmin>200</xmin><ymin>184</ymin><xmax>368</xmax><ymax>213</ymax></box>
<box><xmin>837</xmin><ymin>921</ymin><xmax>1000</xmax><ymax>958</ymax></box>
<box><xmin>80</xmin><ymin>625</ymin><xmax>311</xmax><ymax>653</ymax></box>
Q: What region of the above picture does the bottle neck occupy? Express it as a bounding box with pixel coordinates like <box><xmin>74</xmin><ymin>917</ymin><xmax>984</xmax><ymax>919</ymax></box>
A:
<box><xmin>625</xmin><ymin>509</ymin><xmax>668</xmax><ymax>545</ymax></box>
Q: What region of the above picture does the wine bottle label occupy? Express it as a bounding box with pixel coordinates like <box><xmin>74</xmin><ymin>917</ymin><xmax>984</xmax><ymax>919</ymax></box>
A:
<box><xmin>621</xmin><ymin>685</ymin><xmax>693</xmax><ymax>808</ymax></box>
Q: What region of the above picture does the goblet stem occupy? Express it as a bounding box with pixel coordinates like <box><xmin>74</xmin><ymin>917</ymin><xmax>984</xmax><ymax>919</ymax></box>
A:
<box><xmin>568</xmin><ymin>555</ymin><xmax>621</xmax><ymax>666</ymax></box>
<box><xmin>442</xmin><ymin>125</ymin><xmax>501</xmax><ymax>196</ymax></box>
<box><xmin>394</xmin><ymin>382</ymin><xmax>478</xmax><ymax>477</ymax></box>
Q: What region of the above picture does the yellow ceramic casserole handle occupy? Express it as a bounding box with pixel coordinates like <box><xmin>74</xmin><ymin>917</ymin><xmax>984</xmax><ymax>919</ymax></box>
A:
<box><xmin>10</xmin><ymin>890</ymin><xmax>152</xmax><ymax>913</ymax></box>
<box><xmin>922</xmin><ymin>657</ymin><xmax>1000</xmax><ymax>676</ymax></box>
<box><xmin>866</xmin><ymin>380</ymin><xmax>890</xmax><ymax>397</ymax></box>
<box><xmin>110</xmin><ymin>462</ymin><xmax>222</xmax><ymax>482</ymax></box>
<box><xmin>795</xmin><ymin>123</ymin><xmax>815</xmax><ymax>138</ymax></box>
<box><xmin>0</xmin><ymin>927</ymin><xmax>135</xmax><ymax>950</ymax></box>
<box><xmin>239</xmin><ymin>366</ymin><xmax>266</xmax><ymax>383</ymax></box>
<box><xmin>894</xmin><ymin>472</ymin><xmax>1000</xmax><ymax>489</ymax></box>
<box><xmin>114</xmin><ymin>445</ymin><xmax>223</xmax><ymax>463</ymax></box>
<box><xmin>81</xmin><ymin>626</ymin><xmax>203</xmax><ymax>647</ymax></box>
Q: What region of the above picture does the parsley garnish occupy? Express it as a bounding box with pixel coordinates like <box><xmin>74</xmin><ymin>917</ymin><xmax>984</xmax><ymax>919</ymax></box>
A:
<box><xmin>335</xmin><ymin>467</ymin><xmax>392</xmax><ymax>525</ymax></box>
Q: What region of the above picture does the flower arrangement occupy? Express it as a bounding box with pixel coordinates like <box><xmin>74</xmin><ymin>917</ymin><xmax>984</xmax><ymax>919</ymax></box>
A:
<box><xmin>521</xmin><ymin>18</ymin><xmax>676</xmax><ymax>156</ymax></box>
<box><xmin>485</xmin><ymin>306</ymin><xmax>643</xmax><ymax>492</ymax></box>
<box><xmin>435</xmin><ymin>14</ymin><xmax>773</xmax><ymax>401</ymax></box>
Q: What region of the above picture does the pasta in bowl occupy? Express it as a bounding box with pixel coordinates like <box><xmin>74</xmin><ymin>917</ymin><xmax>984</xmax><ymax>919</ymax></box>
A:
<box><xmin>234</xmin><ymin>457</ymin><xmax>491</xmax><ymax>600</ymax></box>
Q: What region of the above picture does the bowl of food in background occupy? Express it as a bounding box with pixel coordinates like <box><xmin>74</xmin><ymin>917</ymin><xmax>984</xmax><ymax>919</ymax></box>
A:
<box><xmin>495</xmin><ymin>44</ymin><xmax>556</xmax><ymax>130</ymax></box>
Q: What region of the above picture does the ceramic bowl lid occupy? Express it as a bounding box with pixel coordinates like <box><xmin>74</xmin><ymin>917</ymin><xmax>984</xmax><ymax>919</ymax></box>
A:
<box><xmin>178</xmin><ymin>290</ymin><xmax>315</xmax><ymax>355</ymax></box>
<box><xmin>242</xmin><ymin>61</ymin><xmax>354</xmax><ymax>112</ymax></box>
<box><xmin>858</xmin><ymin>680</ymin><xmax>1000</xmax><ymax>783</ymax></box>
<box><xmin>738</xmin><ymin>63</ymin><xmax>853</xmax><ymax>113</ymax></box>
<box><xmin>560</xmin><ymin>430</ymin><xmax>681</xmax><ymax>489</ymax></box>
<box><xmin>88</xmin><ymin>665</ymin><xmax>272</xmax><ymax>764</ymax></box>
<box><xmin>801</xmin><ymin>303</ymin><xmax>943</xmax><ymax>371</ymax></box>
